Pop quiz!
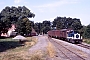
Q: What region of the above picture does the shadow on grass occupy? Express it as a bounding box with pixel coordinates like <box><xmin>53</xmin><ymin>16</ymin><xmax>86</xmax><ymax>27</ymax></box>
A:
<box><xmin>0</xmin><ymin>41</ymin><xmax>24</xmax><ymax>52</ymax></box>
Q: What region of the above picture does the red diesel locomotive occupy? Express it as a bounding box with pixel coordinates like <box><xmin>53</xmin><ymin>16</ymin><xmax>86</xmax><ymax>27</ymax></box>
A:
<box><xmin>48</xmin><ymin>29</ymin><xmax>83</xmax><ymax>44</ymax></box>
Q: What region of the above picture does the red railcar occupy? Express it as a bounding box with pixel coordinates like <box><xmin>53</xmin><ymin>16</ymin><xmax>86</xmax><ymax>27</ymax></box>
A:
<box><xmin>48</xmin><ymin>30</ymin><xmax>55</xmax><ymax>37</ymax></box>
<box><xmin>48</xmin><ymin>29</ymin><xmax>71</xmax><ymax>39</ymax></box>
<box><xmin>54</xmin><ymin>30</ymin><xmax>60</xmax><ymax>38</ymax></box>
<box><xmin>48</xmin><ymin>29</ymin><xmax>83</xmax><ymax>44</ymax></box>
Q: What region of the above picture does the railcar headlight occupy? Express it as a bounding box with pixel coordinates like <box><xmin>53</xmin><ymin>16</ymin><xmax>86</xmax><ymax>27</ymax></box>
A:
<box><xmin>76</xmin><ymin>34</ymin><xmax>79</xmax><ymax>38</ymax></box>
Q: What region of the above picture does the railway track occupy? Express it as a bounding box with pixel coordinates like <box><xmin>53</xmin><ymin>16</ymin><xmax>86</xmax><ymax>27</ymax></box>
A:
<box><xmin>76</xmin><ymin>43</ymin><xmax>90</xmax><ymax>49</ymax></box>
<box><xmin>48</xmin><ymin>38</ymin><xmax>86</xmax><ymax>60</ymax></box>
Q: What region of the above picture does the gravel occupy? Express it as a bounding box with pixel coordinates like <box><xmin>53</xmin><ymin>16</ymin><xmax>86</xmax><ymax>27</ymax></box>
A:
<box><xmin>53</xmin><ymin>38</ymin><xmax>90</xmax><ymax>54</ymax></box>
<box><xmin>29</xmin><ymin>36</ymin><xmax>48</xmax><ymax>54</ymax></box>
<box><xmin>52</xmin><ymin>38</ymin><xmax>90</xmax><ymax>60</ymax></box>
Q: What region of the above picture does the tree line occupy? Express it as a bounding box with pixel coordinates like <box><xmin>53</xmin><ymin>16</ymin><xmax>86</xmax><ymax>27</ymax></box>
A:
<box><xmin>0</xmin><ymin>6</ymin><xmax>90</xmax><ymax>39</ymax></box>
<box><xmin>0</xmin><ymin>6</ymin><xmax>35</xmax><ymax>36</ymax></box>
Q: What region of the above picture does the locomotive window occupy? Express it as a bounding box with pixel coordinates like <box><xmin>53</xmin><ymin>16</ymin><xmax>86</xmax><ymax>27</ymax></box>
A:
<box><xmin>69</xmin><ymin>31</ymin><xmax>73</xmax><ymax>33</ymax></box>
<box><xmin>68</xmin><ymin>33</ymin><xmax>71</xmax><ymax>37</ymax></box>
<box><xmin>68</xmin><ymin>31</ymin><xmax>74</xmax><ymax>37</ymax></box>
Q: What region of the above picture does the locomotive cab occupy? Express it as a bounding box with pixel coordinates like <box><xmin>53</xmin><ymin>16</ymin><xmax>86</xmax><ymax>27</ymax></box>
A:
<box><xmin>67</xmin><ymin>30</ymin><xmax>82</xmax><ymax>43</ymax></box>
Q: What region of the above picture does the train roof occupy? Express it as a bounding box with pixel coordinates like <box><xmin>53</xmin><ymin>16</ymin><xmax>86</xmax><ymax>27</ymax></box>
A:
<box><xmin>60</xmin><ymin>29</ymin><xmax>68</xmax><ymax>31</ymax></box>
<box><xmin>57</xmin><ymin>29</ymin><xmax>72</xmax><ymax>31</ymax></box>
<box><xmin>49</xmin><ymin>29</ymin><xmax>73</xmax><ymax>32</ymax></box>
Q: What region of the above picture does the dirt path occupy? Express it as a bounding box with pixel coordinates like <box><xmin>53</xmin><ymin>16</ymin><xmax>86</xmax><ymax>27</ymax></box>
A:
<box><xmin>29</xmin><ymin>35</ymin><xmax>53</xmax><ymax>60</ymax></box>
<box><xmin>29</xmin><ymin>35</ymin><xmax>57</xmax><ymax>60</ymax></box>
<box><xmin>29</xmin><ymin>35</ymin><xmax>48</xmax><ymax>54</ymax></box>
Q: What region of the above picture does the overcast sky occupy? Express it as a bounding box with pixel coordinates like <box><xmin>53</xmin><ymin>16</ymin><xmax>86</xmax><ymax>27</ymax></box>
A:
<box><xmin>0</xmin><ymin>0</ymin><xmax>90</xmax><ymax>25</ymax></box>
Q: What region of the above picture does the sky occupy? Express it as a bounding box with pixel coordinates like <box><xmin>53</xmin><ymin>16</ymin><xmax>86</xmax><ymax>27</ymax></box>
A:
<box><xmin>0</xmin><ymin>0</ymin><xmax>90</xmax><ymax>26</ymax></box>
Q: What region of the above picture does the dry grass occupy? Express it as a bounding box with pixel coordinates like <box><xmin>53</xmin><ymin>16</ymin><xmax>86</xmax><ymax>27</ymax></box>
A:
<box><xmin>83</xmin><ymin>39</ymin><xmax>90</xmax><ymax>44</ymax></box>
<box><xmin>0</xmin><ymin>51</ymin><xmax>31</xmax><ymax>60</ymax></box>
<box><xmin>0</xmin><ymin>37</ymin><xmax>38</xmax><ymax>60</ymax></box>
<box><xmin>25</xmin><ymin>37</ymin><xmax>38</xmax><ymax>47</ymax></box>
<box><xmin>30</xmin><ymin>50</ymin><xmax>45</xmax><ymax>60</ymax></box>
<box><xmin>30</xmin><ymin>54</ymin><xmax>43</xmax><ymax>60</ymax></box>
<box><xmin>0</xmin><ymin>50</ymin><xmax>45</xmax><ymax>60</ymax></box>
<box><xmin>47</xmin><ymin>42</ymin><xmax>56</xmax><ymax>58</ymax></box>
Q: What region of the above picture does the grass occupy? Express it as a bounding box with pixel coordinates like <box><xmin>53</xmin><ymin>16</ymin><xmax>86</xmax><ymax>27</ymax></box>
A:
<box><xmin>0</xmin><ymin>37</ymin><xmax>38</xmax><ymax>60</ymax></box>
<box><xmin>83</xmin><ymin>39</ymin><xmax>90</xmax><ymax>44</ymax></box>
<box><xmin>47</xmin><ymin>42</ymin><xmax>56</xmax><ymax>58</ymax></box>
<box><xmin>30</xmin><ymin>54</ymin><xmax>43</xmax><ymax>60</ymax></box>
<box><xmin>30</xmin><ymin>50</ymin><xmax>45</xmax><ymax>60</ymax></box>
<box><xmin>0</xmin><ymin>38</ymin><xmax>22</xmax><ymax>52</ymax></box>
<box><xmin>0</xmin><ymin>38</ymin><xmax>12</xmax><ymax>41</ymax></box>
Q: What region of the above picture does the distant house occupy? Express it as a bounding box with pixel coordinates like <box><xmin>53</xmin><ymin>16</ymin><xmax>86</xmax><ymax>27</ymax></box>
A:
<box><xmin>7</xmin><ymin>24</ymin><xmax>17</xmax><ymax>37</ymax></box>
<box><xmin>1</xmin><ymin>24</ymin><xmax>16</xmax><ymax>37</ymax></box>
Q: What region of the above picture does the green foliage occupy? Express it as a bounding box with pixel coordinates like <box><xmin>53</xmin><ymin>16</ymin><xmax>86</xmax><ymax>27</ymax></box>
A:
<box><xmin>42</xmin><ymin>20</ymin><xmax>51</xmax><ymax>27</ymax></box>
<box><xmin>0</xmin><ymin>6</ymin><xmax>35</xmax><ymax>36</ymax></box>
<box><xmin>42</xmin><ymin>21</ymin><xmax>51</xmax><ymax>34</ymax></box>
<box><xmin>72</xmin><ymin>18</ymin><xmax>82</xmax><ymax>30</ymax></box>
<box><xmin>83</xmin><ymin>24</ymin><xmax>90</xmax><ymax>39</ymax></box>
<box><xmin>79</xmin><ymin>24</ymin><xmax>90</xmax><ymax>39</ymax></box>
<box><xmin>42</xmin><ymin>26</ymin><xmax>51</xmax><ymax>34</ymax></box>
<box><xmin>52</xmin><ymin>17</ymin><xmax>82</xmax><ymax>30</ymax></box>
<box><xmin>34</xmin><ymin>23</ymin><xmax>39</xmax><ymax>34</ymax></box>
<box><xmin>56</xmin><ymin>20</ymin><xmax>63</xmax><ymax>30</ymax></box>
<box><xmin>83</xmin><ymin>39</ymin><xmax>90</xmax><ymax>44</ymax></box>
<box><xmin>34</xmin><ymin>21</ymin><xmax>51</xmax><ymax>34</ymax></box>
<box><xmin>16</xmin><ymin>18</ymin><xmax>32</xmax><ymax>36</ymax></box>
<box><xmin>78</xmin><ymin>25</ymin><xmax>86</xmax><ymax>38</ymax></box>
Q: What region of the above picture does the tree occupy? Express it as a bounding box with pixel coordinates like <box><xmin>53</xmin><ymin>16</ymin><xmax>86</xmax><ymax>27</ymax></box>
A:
<box><xmin>34</xmin><ymin>20</ymin><xmax>51</xmax><ymax>34</ymax></box>
<box><xmin>56</xmin><ymin>21</ymin><xmax>63</xmax><ymax>30</ymax></box>
<box><xmin>0</xmin><ymin>6</ymin><xmax>35</xmax><ymax>36</ymax></box>
<box><xmin>71</xmin><ymin>18</ymin><xmax>82</xmax><ymax>30</ymax></box>
<box><xmin>36</xmin><ymin>23</ymin><xmax>43</xmax><ymax>34</ymax></box>
<box><xmin>42</xmin><ymin>20</ymin><xmax>51</xmax><ymax>27</ymax></box>
<box><xmin>84</xmin><ymin>24</ymin><xmax>90</xmax><ymax>38</ymax></box>
<box><xmin>16</xmin><ymin>18</ymin><xmax>32</xmax><ymax>36</ymax></box>
<box><xmin>52</xmin><ymin>17</ymin><xmax>82</xmax><ymax>30</ymax></box>
<box><xmin>42</xmin><ymin>26</ymin><xmax>51</xmax><ymax>34</ymax></box>
<box><xmin>0</xmin><ymin>19</ymin><xmax>3</xmax><ymax>35</ymax></box>
<box><xmin>79</xmin><ymin>25</ymin><xmax>86</xmax><ymax>38</ymax></box>
<box><xmin>34</xmin><ymin>23</ymin><xmax>39</xmax><ymax>34</ymax></box>
<box><xmin>42</xmin><ymin>21</ymin><xmax>51</xmax><ymax>34</ymax></box>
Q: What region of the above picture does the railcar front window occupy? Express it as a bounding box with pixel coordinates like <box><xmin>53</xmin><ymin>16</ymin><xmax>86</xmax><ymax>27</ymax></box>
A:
<box><xmin>68</xmin><ymin>31</ymin><xmax>74</xmax><ymax>37</ymax></box>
